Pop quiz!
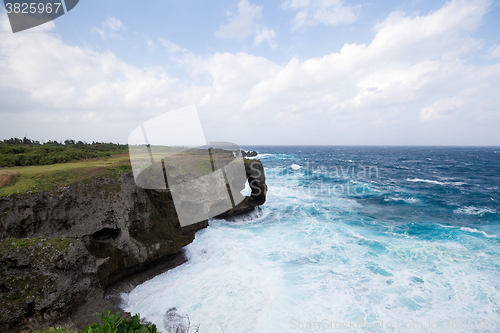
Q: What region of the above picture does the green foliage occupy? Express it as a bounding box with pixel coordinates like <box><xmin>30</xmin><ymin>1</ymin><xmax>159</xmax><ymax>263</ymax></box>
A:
<box><xmin>79</xmin><ymin>311</ymin><xmax>158</xmax><ymax>333</ymax></box>
<box><xmin>33</xmin><ymin>328</ymin><xmax>75</xmax><ymax>333</ymax></box>
<box><xmin>0</xmin><ymin>138</ymin><xmax>128</xmax><ymax>167</ymax></box>
<box><xmin>32</xmin><ymin>312</ymin><xmax>159</xmax><ymax>333</ymax></box>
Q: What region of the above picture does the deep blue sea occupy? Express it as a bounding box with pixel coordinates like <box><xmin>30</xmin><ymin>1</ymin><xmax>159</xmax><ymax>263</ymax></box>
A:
<box><xmin>123</xmin><ymin>146</ymin><xmax>500</xmax><ymax>333</ymax></box>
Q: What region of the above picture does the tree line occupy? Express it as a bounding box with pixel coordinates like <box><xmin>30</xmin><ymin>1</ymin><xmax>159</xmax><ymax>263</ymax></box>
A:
<box><xmin>0</xmin><ymin>137</ymin><xmax>128</xmax><ymax>167</ymax></box>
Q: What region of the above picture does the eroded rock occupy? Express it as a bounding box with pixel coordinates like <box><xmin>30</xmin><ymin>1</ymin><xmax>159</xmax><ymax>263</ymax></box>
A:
<box><xmin>0</xmin><ymin>237</ymin><xmax>108</xmax><ymax>332</ymax></box>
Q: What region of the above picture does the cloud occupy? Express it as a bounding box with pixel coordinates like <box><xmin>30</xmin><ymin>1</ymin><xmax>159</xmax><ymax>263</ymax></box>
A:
<box><xmin>491</xmin><ymin>44</ymin><xmax>500</xmax><ymax>58</ymax></box>
<box><xmin>254</xmin><ymin>28</ymin><xmax>277</xmax><ymax>48</ymax></box>
<box><xmin>0</xmin><ymin>12</ymin><xmax>206</xmax><ymax>141</ymax></box>
<box><xmin>243</xmin><ymin>0</ymin><xmax>495</xmax><ymax>113</ymax></box>
<box><xmin>215</xmin><ymin>0</ymin><xmax>263</xmax><ymax>39</ymax></box>
<box><xmin>282</xmin><ymin>0</ymin><xmax>359</xmax><ymax>29</ymax></box>
<box><xmin>215</xmin><ymin>0</ymin><xmax>277</xmax><ymax>48</ymax></box>
<box><xmin>91</xmin><ymin>16</ymin><xmax>124</xmax><ymax>40</ymax></box>
<box><xmin>1</xmin><ymin>0</ymin><xmax>499</xmax><ymax>145</ymax></box>
<box><xmin>160</xmin><ymin>38</ymin><xmax>184</xmax><ymax>53</ymax></box>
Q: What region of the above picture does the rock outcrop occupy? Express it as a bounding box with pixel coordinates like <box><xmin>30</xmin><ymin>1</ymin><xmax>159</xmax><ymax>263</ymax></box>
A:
<box><xmin>0</xmin><ymin>158</ymin><xmax>267</xmax><ymax>331</ymax></box>
<box><xmin>0</xmin><ymin>237</ymin><xmax>109</xmax><ymax>332</ymax></box>
<box><xmin>241</xmin><ymin>150</ymin><xmax>258</xmax><ymax>157</ymax></box>
<box><xmin>0</xmin><ymin>171</ymin><xmax>208</xmax><ymax>289</ymax></box>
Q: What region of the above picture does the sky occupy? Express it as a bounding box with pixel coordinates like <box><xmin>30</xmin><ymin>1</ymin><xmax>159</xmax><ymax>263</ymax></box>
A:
<box><xmin>0</xmin><ymin>0</ymin><xmax>499</xmax><ymax>145</ymax></box>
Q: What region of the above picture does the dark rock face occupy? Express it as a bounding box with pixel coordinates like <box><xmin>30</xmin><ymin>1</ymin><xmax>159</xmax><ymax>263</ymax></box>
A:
<box><xmin>241</xmin><ymin>150</ymin><xmax>258</xmax><ymax>157</ymax></box>
<box><xmin>0</xmin><ymin>171</ymin><xmax>208</xmax><ymax>288</ymax></box>
<box><xmin>0</xmin><ymin>237</ymin><xmax>110</xmax><ymax>332</ymax></box>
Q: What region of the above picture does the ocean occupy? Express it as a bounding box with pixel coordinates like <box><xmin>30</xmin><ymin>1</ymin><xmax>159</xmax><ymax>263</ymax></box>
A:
<box><xmin>121</xmin><ymin>146</ymin><xmax>500</xmax><ymax>332</ymax></box>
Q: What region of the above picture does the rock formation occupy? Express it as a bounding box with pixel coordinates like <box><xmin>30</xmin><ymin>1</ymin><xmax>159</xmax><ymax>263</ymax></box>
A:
<box><xmin>241</xmin><ymin>150</ymin><xmax>258</xmax><ymax>157</ymax></box>
<box><xmin>0</xmin><ymin>158</ymin><xmax>266</xmax><ymax>331</ymax></box>
<box><xmin>0</xmin><ymin>238</ymin><xmax>107</xmax><ymax>332</ymax></box>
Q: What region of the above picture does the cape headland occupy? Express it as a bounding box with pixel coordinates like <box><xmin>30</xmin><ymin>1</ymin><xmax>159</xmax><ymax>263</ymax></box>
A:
<box><xmin>0</xmin><ymin>148</ymin><xmax>267</xmax><ymax>332</ymax></box>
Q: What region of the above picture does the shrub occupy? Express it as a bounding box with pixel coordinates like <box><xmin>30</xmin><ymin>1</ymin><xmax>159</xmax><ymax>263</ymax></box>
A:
<box><xmin>33</xmin><ymin>312</ymin><xmax>159</xmax><ymax>333</ymax></box>
<box><xmin>0</xmin><ymin>138</ymin><xmax>128</xmax><ymax>167</ymax></box>
<box><xmin>80</xmin><ymin>311</ymin><xmax>158</xmax><ymax>333</ymax></box>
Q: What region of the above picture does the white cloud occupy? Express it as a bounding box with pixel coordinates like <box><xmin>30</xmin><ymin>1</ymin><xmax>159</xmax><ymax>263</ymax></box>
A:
<box><xmin>282</xmin><ymin>0</ymin><xmax>359</xmax><ymax>29</ymax></box>
<box><xmin>215</xmin><ymin>0</ymin><xmax>277</xmax><ymax>48</ymax></box>
<box><xmin>0</xmin><ymin>13</ymin><xmax>206</xmax><ymax>141</ymax></box>
<box><xmin>215</xmin><ymin>0</ymin><xmax>263</xmax><ymax>39</ymax></box>
<box><xmin>254</xmin><ymin>28</ymin><xmax>277</xmax><ymax>48</ymax></box>
<box><xmin>491</xmin><ymin>44</ymin><xmax>500</xmax><ymax>58</ymax></box>
<box><xmin>160</xmin><ymin>38</ymin><xmax>184</xmax><ymax>53</ymax></box>
<box><xmin>1</xmin><ymin>0</ymin><xmax>499</xmax><ymax>145</ymax></box>
<box><xmin>91</xmin><ymin>16</ymin><xmax>124</xmax><ymax>40</ymax></box>
<box><xmin>104</xmin><ymin>16</ymin><xmax>123</xmax><ymax>31</ymax></box>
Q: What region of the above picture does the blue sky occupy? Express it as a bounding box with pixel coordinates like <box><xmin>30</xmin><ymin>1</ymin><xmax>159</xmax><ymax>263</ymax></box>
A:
<box><xmin>1</xmin><ymin>0</ymin><xmax>499</xmax><ymax>145</ymax></box>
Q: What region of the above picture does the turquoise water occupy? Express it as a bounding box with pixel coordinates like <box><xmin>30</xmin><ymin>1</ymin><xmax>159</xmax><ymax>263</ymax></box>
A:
<box><xmin>123</xmin><ymin>146</ymin><xmax>500</xmax><ymax>332</ymax></box>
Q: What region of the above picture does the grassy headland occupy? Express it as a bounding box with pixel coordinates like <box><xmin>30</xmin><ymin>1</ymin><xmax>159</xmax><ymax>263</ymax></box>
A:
<box><xmin>0</xmin><ymin>138</ymin><xmax>131</xmax><ymax>198</ymax></box>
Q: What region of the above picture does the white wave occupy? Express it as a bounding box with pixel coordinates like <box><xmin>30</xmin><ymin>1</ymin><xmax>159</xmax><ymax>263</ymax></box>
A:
<box><xmin>245</xmin><ymin>153</ymin><xmax>275</xmax><ymax>159</ymax></box>
<box><xmin>406</xmin><ymin>178</ymin><xmax>445</xmax><ymax>185</ymax></box>
<box><xmin>215</xmin><ymin>208</ymin><xmax>270</xmax><ymax>224</ymax></box>
<box><xmin>384</xmin><ymin>197</ymin><xmax>419</xmax><ymax>204</ymax></box>
<box><xmin>406</xmin><ymin>178</ymin><xmax>466</xmax><ymax>186</ymax></box>
<box><xmin>437</xmin><ymin>223</ymin><xmax>454</xmax><ymax>228</ymax></box>
<box><xmin>123</xmin><ymin>211</ymin><xmax>500</xmax><ymax>333</ymax></box>
<box><xmin>460</xmin><ymin>227</ymin><xmax>497</xmax><ymax>238</ymax></box>
<box><xmin>454</xmin><ymin>206</ymin><xmax>496</xmax><ymax>216</ymax></box>
<box><xmin>290</xmin><ymin>164</ymin><xmax>301</xmax><ymax>170</ymax></box>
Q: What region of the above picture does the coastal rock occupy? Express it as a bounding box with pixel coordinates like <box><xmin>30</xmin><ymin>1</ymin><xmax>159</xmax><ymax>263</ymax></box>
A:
<box><xmin>0</xmin><ymin>237</ymin><xmax>117</xmax><ymax>332</ymax></box>
<box><xmin>0</xmin><ymin>159</ymin><xmax>267</xmax><ymax>286</ymax></box>
<box><xmin>0</xmin><ymin>158</ymin><xmax>267</xmax><ymax>330</ymax></box>
<box><xmin>0</xmin><ymin>171</ymin><xmax>208</xmax><ymax>288</ymax></box>
<box><xmin>241</xmin><ymin>150</ymin><xmax>258</xmax><ymax>157</ymax></box>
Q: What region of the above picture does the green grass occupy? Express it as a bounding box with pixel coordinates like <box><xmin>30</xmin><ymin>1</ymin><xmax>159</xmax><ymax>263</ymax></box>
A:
<box><xmin>0</xmin><ymin>144</ymin><xmax>240</xmax><ymax>198</ymax></box>
<box><xmin>0</xmin><ymin>154</ymin><xmax>131</xmax><ymax>198</ymax></box>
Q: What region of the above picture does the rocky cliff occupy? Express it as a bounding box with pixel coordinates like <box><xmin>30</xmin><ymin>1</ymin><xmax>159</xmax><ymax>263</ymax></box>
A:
<box><xmin>0</xmin><ymin>158</ymin><xmax>266</xmax><ymax>331</ymax></box>
<box><xmin>0</xmin><ymin>238</ymin><xmax>103</xmax><ymax>331</ymax></box>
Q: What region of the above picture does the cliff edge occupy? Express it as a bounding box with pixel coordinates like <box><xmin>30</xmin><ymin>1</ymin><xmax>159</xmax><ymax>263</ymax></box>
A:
<box><xmin>0</xmin><ymin>158</ymin><xmax>267</xmax><ymax>331</ymax></box>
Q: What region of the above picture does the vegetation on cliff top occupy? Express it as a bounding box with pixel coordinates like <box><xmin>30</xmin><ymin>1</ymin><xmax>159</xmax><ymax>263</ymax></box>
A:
<box><xmin>0</xmin><ymin>154</ymin><xmax>131</xmax><ymax>198</ymax></box>
<box><xmin>0</xmin><ymin>138</ymin><xmax>128</xmax><ymax>167</ymax></box>
<box><xmin>0</xmin><ymin>137</ymin><xmax>132</xmax><ymax>198</ymax></box>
